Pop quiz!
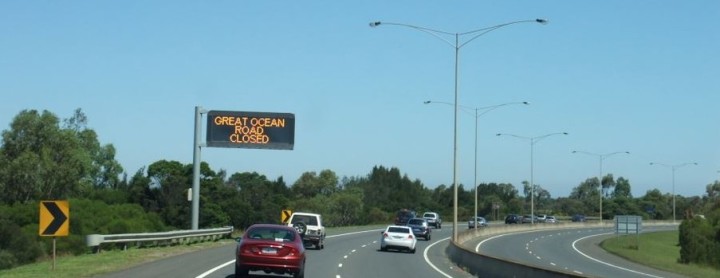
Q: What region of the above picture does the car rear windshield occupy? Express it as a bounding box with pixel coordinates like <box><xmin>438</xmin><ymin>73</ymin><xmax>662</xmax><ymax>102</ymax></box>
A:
<box><xmin>247</xmin><ymin>228</ymin><xmax>295</xmax><ymax>241</ymax></box>
<box><xmin>408</xmin><ymin>219</ymin><xmax>424</xmax><ymax>225</ymax></box>
<box><xmin>423</xmin><ymin>213</ymin><xmax>435</xmax><ymax>218</ymax></box>
<box><xmin>290</xmin><ymin>215</ymin><xmax>318</xmax><ymax>225</ymax></box>
<box><xmin>388</xmin><ymin>227</ymin><xmax>410</xmax><ymax>233</ymax></box>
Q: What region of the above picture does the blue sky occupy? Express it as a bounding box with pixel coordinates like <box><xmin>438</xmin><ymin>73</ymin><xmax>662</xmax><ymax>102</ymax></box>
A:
<box><xmin>1</xmin><ymin>1</ymin><xmax>718</xmax><ymax>198</ymax></box>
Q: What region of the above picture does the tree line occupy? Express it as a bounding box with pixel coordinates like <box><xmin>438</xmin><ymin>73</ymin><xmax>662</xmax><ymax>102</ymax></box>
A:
<box><xmin>1</xmin><ymin>108</ymin><xmax>718</xmax><ymax>270</ymax></box>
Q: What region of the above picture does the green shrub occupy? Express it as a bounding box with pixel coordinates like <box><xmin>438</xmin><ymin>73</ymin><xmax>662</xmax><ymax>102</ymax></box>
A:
<box><xmin>0</xmin><ymin>250</ymin><xmax>18</xmax><ymax>270</ymax></box>
<box><xmin>0</xmin><ymin>219</ymin><xmax>43</xmax><ymax>269</ymax></box>
<box><xmin>678</xmin><ymin>217</ymin><xmax>718</xmax><ymax>266</ymax></box>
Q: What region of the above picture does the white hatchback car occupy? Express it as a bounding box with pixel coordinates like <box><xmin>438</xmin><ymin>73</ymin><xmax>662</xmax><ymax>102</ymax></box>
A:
<box><xmin>380</xmin><ymin>225</ymin><xmax>417</xmax><ymax>253</ymax></box>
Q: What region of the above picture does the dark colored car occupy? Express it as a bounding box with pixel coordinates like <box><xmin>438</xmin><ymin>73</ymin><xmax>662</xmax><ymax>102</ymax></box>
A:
<box><xmin>395</xmin><ymin>209</ymin><xmax>417</xmax><ymax>225</ymax></box>
<box><xmin>406</xmin><ymin>217</ymin><xmax>431</xmax><ymax>240</ymax></box>
<box><xmin>235</xmin><ymin>224</ymin><xmax>306</xmax><ymax>278</ymax></box>
<box><xmin>572</xmin><ymin>214</ymin><xmax>586</xmax><ymax>222</ymax></box>
<box><xmin>505</xmin><ymin>214</ymin><xmax>522</xmax><ymax>224</ymax></box>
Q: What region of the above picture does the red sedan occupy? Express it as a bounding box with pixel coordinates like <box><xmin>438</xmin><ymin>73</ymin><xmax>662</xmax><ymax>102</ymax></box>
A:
<box><xmin>235</xmin><ymin>224</ymin><xmax>306</xmax><ymax>278</ymax></box>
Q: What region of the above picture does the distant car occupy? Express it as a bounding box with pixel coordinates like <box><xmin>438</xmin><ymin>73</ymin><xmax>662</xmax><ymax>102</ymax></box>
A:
<box><xmin>572</xmin><ymin>214</ymin><xmax>586</xmax><ymax>222</ymax></box>
<box><xmin>235</xmin><ymin>224</ymin><xmax>305</xmax><ymax>278</ymax></box>
<box><xmin>468</xmin><ymin>217</ymin><xmax>488</xmax><ymax>228</ymax></box>
<box><xmin>545</xmin><ymin>216</ymin><xmax>557</xmax><ymax>223</ymax></box>
<box><xmin>422</xmin><ymin>212</ymin><xmax>442</xmax><ymax>229</ymax></box>
<box><xmin>537</xmin><ymin>214</ymin><xmax>547</xmax><ymax>223</ymax></box>
<box><xmin>395</xmin><ymin>209</ymin><xmax>417</xmax><ymax>225</ymax></box>
<box><xmin>406</xmin><ymin>218</ymin><xmax>431</xmax><ymax>240</ymax></box>
<box><xmin>380</xmin><ymin>225</ymin><xmax>417</xmax><ymax>253</ymax></box>
<box><xmin>505</xmin><ymin>214</ymin><xmax>522</xmax><ymax>224</ymax></box>
<box><xmin>522</xmin><ymin>215</ymin><xmax>538</xmax><ymax>224</ymax></box>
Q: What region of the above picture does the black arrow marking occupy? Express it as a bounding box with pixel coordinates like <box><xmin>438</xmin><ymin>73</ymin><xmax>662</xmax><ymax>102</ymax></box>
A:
<box><xmin>283</xmin><ymin>211</ymin><xmax>291</xmax><ymax>222</ymax></box>
<box><xmin>42</xmin><ymin>202</ymin><xmax>67</xmax><ymax>235</ymax></box>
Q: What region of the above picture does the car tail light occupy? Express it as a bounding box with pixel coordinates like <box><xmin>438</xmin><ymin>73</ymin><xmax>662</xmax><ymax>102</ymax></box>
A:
<box><xmin>241</xmin><ymin>245</ymin><xmax>260</xmax><ymax>254</ymax></box>
<box><xmin>383</xmin><ymin>233</ymin><xmax>388</xmax><ymax>238</ymax></box>
<box><xmin>408</xmin><ymin>234</ymin><xmax>414</xmax><ymax>239</ymax></box>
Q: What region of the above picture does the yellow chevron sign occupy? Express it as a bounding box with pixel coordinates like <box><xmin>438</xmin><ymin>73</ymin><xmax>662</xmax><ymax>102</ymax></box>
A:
<box><xmin>281</xmin><ymin>209</ymin><xmax>292</xmax><ymax>224</ymax></box>
<box><xmin>39</xmin><ymin>201</ymin><xmax>69</xmax><ymax>236</ymax></box>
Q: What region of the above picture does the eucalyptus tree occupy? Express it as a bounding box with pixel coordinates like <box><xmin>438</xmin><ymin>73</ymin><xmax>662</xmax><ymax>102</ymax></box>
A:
<box><xmin>0</xmin><ymin>109</ymin><xmax>121</xmax><ymax>204</ymax></box>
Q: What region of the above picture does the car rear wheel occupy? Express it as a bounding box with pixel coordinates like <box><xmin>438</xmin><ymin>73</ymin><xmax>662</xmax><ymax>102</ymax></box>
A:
<box><xmin>294</xmin><ymin>260</ymin><xmax>305</xmax><ymax>278</ymax></box>
<box><xmin>410</xmin><ymin>248</ymin><xmax>416</xmax><ymax>254</ymax></box>
<box><xmin>426</xmin><ymin>234</ymin><xmax>431</xmax><ymax>241</ymax></box>
<box><xmin>235</xmin><ymin>264</ymin><xmax>248</xmax><ymax>278</ymax></box>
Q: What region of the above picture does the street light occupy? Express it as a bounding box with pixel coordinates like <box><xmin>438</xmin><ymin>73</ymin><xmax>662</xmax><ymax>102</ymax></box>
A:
<box><xmin>496</xmin><ymin>132</ymin><xmax>568</xmax><ymax>224</ymax></box>
<box><xmin>571</xmin><ymin>150</ymin><xmax>630</xmax><ymax>225</ymax></box>
<box><xmin>425</xmin><ymin>100</ymin><xmax>528</xmax><ymax>229</ymax></box>
<box><xmin>371</xmin><ymin>18</ymin><xmax>547</xmax><ymax>241</ymax></box>
<box><xmin>649</xmin><ymin>162</ymin><xmax>698</xmax><ymax>222</ymax></box>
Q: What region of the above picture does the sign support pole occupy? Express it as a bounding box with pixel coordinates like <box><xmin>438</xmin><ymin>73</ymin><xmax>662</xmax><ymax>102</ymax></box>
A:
<box><xmin>52</xmin><ymin>237</ymin><xmax>56</xmax><ymax>270</ymax></box>
<box><xmin>191</xmin><ymin>106</ymin><xmax>205</xmax><ymax>230</ymax></box>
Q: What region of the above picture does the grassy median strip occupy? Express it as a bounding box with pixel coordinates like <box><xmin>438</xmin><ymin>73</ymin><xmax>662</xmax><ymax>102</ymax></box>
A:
<box><xmin>600</xmin><ymin>231</ymin><xmax>720</xmax><ymax>278</ymax></box>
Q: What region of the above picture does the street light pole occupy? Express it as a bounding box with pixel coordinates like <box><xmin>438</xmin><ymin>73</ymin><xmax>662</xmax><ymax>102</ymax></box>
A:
<box><xmin>496</xmin><ymin>132</ymin><xmax>568</xmax><ymax>224</ymax></box>
<box><xmin>371</xmin><ymin>19</ymin><xmax>547</xmax><ymax>241</ymax></box>
<box><xmin>572</xmin><ymin>150</ymin><xmax>629</xmax><ymax>225</ymax></box>
<box><xmin>650</xmin><ymin>162</ymin><xmax>698</xmax><ymax>222</ymax></box>
<box><xmin>425</xmin><ymin>101</ymin><xmax>528</xmax><ymax>229</ymax></box>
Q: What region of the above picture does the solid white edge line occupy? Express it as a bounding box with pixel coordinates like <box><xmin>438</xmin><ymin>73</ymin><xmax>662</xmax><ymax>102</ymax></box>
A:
<box><xmin>423</xmin><ymin>236</ymin><xmax>454</xmax><ymax>278</ymax></box>
<box><xmin>195</xmin><ymin>229</ymin><xmax>384</xmax><ymax>278</ymax></box>
<box><xmin>196</xmin><ymin>259</ymin><xmax>235</xmax><ymax>278</ymax></box>
<box><xmin>571</xmin><ymin>233</ymin><xmax>664</xmax><ymax>278</ymax></box>
<box><xmin>476</xmin><ymin>233</ymin><xmax>508</xmax><ymax>252</ymax></box>
<box><xmin>326</xmin><ymin>229</ymin><xmax>384</xmax><ymax>238</ymax></box>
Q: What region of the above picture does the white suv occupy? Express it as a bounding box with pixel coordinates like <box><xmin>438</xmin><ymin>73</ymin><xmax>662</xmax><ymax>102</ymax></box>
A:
<box><xmin>422</xmin><ymin>212</ymin><xmax>442</xmax><ymax>229</ymax></box>
<box><xmin>287</xmin><ymin>212</ymin><xmax>326</xmax><ymax>249</ymax></box>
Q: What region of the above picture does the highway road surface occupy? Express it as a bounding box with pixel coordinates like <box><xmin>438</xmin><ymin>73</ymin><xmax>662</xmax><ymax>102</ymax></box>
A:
<box><xmin>469</xmin><ymin>225</ymin><xmax>687</xmax><ymax>278</ymax></box>
<box><xmin>101</xmin><ymin>224</ymin><xmax>474</xmax><ymax>278</ymax></box>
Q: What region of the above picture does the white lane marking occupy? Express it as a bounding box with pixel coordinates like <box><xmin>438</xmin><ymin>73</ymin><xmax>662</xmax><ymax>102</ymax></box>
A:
<box><xmin>362</xmin><ymin>244</ymin><xmax>367</xmax><ymax>248</ymax></box>
<box><xmin>326</xmin><ymin>229</ymin><xmax>384</xmax><ymax>238</ymax></box>
<box><xmin>423</xmin><ymin>236</ymin><xmax>454</xmax><ymax>278</ymax></box>
<box><xmin>338</xmin><ymin>263</ymin><xmax>343</xmax><ymax>268</ymax></box>
<box><xmin>572</xmin><ymin>233</ymin><xmax>664</xmax><ymax>278</ymax></box>
<box><xmin>351</xmin><ymin>249</ymin><xmax>356</xmax><ymax>253</ymax></box>
<box><xmin>574</xmin><ymin>270</ymin><xmax>584</xmax><ymax>275</ymax></box>
<box><xmin>196</xmin><ymin>260</ymin><xmax>234</xmax><ymax>278</ymax></box>
<box><xmin>550</xmin><ymin>262</ymin><xmax>557</xmax><ymax>266</ymax></box>
<box><xmin>475</xmin><ymin>233</ymin><xmax>507</xmax><ymax>252</ymax></box>
<box><xmin>344</xmin><ymin>255</ymin><xmax>348</xmax><ymax>259</ymax></box>
<box><xmin>196</xmin><ymin>228</ymin><xmax>383</xmax><ymax>278</ymax></box>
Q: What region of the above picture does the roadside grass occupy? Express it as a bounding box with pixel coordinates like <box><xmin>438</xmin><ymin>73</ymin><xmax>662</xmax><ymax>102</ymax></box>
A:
<box><xmin>0</xmin><ymin>225</ymin><xmax>387</xmax><ymax>278</ymax></box>
<box><xmin>0</xmin><ymin>239</ymin><xmax>235</xmax><ymax>278</ymax></box>
<box><xmin>600</xmin><ymin>231</ymin><xmax>720</xmax><ymax>278</ymax></box>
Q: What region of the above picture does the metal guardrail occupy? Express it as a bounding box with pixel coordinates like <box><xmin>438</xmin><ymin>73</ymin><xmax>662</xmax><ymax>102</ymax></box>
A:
<box><xmin>86</xmin><ymin>226</ymin><xmax>234</xmax><ymax>252</ymax></box>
